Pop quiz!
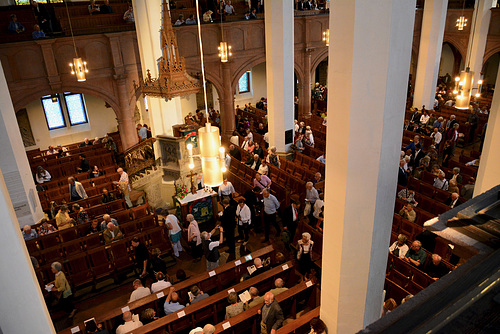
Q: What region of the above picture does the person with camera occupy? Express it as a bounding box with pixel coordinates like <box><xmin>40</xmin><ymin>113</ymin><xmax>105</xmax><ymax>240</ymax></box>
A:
<box><xmin>201</xmin><ymin>225</ymin><xmax>224</xmax><ymax>271</ymax></box>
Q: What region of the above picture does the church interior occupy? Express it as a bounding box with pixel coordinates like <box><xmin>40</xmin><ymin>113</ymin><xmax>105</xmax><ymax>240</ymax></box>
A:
<box><xmin>0</xmin><ymin>0</ymin><xmax>500</xmax><ymax>333</ymax></box>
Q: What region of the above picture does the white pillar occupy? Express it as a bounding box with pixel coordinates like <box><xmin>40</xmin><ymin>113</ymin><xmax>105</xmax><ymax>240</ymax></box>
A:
<box><xmin>132</xmin><ymin>0</ymin><xmax>183</xmax><ymax>137</ymax></box>
<box><xmin>0</xmin><ymin>61</ymin><xmax>44</xmax><ymax>228</ymax></box>
<box><xmin>0</xmin><ymin>170</ymin><xmax>55</xmax><ymax>333</ymax></box>
<box><xmin>465</xmin><ymin>0</ymin><xmax>491</xmax><ymax>78</ymax></box>
<box><xmin>264</xmin><ymin>0</ymin><xmax>294</xmax><ymax>152</ymax></box>
<box><xmin>321</xmin><ymin>0</ymin><xmax>415</xmax><ymax>332</ymax></box>
<box><xmin>413</xmin><ymin>0</ymin><xmax>448</xmax><ymax>109</ymax></box>
<box><xmin>474</xmin><ymin>65</ymin><xmax>500</xmax><ymax>196</ymax></box>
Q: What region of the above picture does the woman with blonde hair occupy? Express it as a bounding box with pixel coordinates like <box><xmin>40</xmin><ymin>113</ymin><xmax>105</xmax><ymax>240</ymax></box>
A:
<box><xmin>297</xmin><ymin>232</ymin><xmax>314</xmax><ymax>281</ymax></box>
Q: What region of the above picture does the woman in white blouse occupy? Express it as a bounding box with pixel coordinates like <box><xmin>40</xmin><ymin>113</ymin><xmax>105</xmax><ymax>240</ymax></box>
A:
<box><xmin>218</xmin><ymin>178</ymin><xmax>235</xmax><ymax>202</ymax></box>
<box><xmin>236</xmin><ymin>199</ymin><xmax>251</xmax><ymax>245</ymax></box>
<box><xmin>35</xmin><ymin>166</ymin><xmax>51</xmax><ymax>184</ymax></box>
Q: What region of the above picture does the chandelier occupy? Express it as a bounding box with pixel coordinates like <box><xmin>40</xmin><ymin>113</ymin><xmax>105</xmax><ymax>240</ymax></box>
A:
<box><xmin>456</xmin><ymin>0</ymin><xmax>467</xmax><ymax>31</ymax></box>
<box><xmin>65</xmin><ymin>0</ymin><xmax>88</xmax><ymax>81</ymax></box>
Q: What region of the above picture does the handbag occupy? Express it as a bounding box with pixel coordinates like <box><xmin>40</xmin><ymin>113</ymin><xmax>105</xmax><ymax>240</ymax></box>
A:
<box><xmin>303</xmin><ymin>202</ymin><xmax>311</xmax><ymax>216</ymax></box>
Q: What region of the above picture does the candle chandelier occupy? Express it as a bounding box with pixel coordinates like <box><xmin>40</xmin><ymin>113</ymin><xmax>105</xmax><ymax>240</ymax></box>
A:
<box><xmin>218</xmin><ymin>8</ymin><xmax>232</xmax><ymax>62</ymax></box>
<box><xmin>456</xmin><ymin>0</ymin><xmax>467</xmax><ymax>31</ymax></box>
<box><xmin>65</xmin><ymin>0</ymin><xmax>88</xmax><ymax>81</ymax></box>
<box><xmin>187</xmin><ymin>0</ymin><xmax>225</xmax><ymax>187</ymax></box>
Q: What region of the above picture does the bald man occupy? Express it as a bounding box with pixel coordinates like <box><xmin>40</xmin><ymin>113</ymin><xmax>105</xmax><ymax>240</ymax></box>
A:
<box><xmin>269</xmin><ymin>278</ymin><xmax>288</xmax><ymax>296</ymax></box>
<box><xmin>116</xmin><ymin>311</ymin><xmax>143</xmax><ymax>334</ymax></box>
<box><xmin>257</xmin><ymin>292</ymin><xmax>283</xmax><ymax>334</ymax></box>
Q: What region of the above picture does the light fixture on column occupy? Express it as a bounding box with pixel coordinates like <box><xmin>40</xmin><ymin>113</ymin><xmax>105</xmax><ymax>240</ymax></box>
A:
<box><xmin>217</xmin><ymin>8</ymin><xmax>232</xmax><ymax>63</ymax></box>
<box><xmin>452</xmin><ymin>76</ymin><xmax>460</xmax><ymax>94</ymax></box>
<box><xmin>474</xmin><ymin>79</ymin><xmax>483</xmax><ymax>98</ymax></box>
<box><xmin>456</xmin><ymin>0</ymin><xmax>467</xmax><ymax>31</ymax></box>
<box><xmin>218</xmin><ymin>41</ymin><xmax>232</xmax><ymax>63</ymax></box>
<box><xmin>65</xmin><ymin>0</ymin><xmax>88</xmax><ymax>82</ymax></box>
<box><xmin>188</xmin><ymin>0</ymin><xmax>224</xmax><ymax>187</ymax></box>
<box><xmin>322</xmin><ymin>29</ymin><xmax>329</xmax><ymax>46</ymax></box>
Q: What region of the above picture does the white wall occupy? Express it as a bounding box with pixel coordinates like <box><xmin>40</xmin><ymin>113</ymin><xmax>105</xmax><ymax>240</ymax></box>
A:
<box><xmin>22</xmin><ymin>94</ymin><xmax>118</xmax><ymax>150</ymax></box>
<box><xmin>439</xmin><ymin>43</ymin><xmax>455</xmax><ymax>76</ymax></box>
<box><xmin>180</xmin><ymin>93</ymin><xmax>198</xmax><ymax>118</ymax></box>
<box><xmin>234</xmin><ymin>62</ymin><xmax>267</xmax><ymax>108</ymax></box>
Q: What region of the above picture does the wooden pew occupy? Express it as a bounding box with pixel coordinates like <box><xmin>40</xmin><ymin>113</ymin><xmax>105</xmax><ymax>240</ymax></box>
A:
<box><xmin>57</xmin><ymin>246</ymin><xmax>277</xmax><ymax>334</ymax></box>
<box><xmin>275</xmin><ymin>306</ymin><xmax>320</xmax><ymax>334</ymax></box>
<box><xmin>214</xmin><ymin>280</ymin><xmax>318</xmax><ymax>334</ymax></box>
<box><xmin>121</xmin><ymin>261</ymin><xmax>296</xmax><ymax>334</ymax></box>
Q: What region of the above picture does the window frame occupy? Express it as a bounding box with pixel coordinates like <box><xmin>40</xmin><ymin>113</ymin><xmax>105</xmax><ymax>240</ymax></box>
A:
<box><xmin>63</xmin><ymin>92</ymin><xmax>88</xmax><ymax>126</ymax></box>
<box><xmin>41</xmin><ymin>95</ymin><xmax>66</xmax><ymax>130</ymax></box>
<box><xmin>238</xmin><ymin>72</ymin><xmax>251</xmax><ymax>94</ymax></box>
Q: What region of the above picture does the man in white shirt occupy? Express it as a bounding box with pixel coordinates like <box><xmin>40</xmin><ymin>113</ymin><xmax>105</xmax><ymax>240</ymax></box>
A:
<box><xmin>241</xmin><ymin>136</ymin><xmax>250</xmax><ymax>150</ymax></box>
<box><xmin>430</xmin><ymin>127</ymin><xmax>442</xmax><ymax>146</ymax></box>
<box><xmin>116</xmin><ymin>167</ymin><xmax>133</xmax><ymax>208</ymax></box>
<box><xmin>151</xmin><ymin>272</ymin><xmax>172</xmax><ymax>293</ymax></box>
<box><xmin>128</xmin><ymin>279</ymin><xmax>151</xmax><ymax>303</ymax></box>
<box><xmin>218</xmin><ymin>178</ymin><xmax>235</xmax><ymax>201</ymax></box>
<box><xmin>236</xmin><ymin>198</ymin><xmax>251</xmax><ymax>245</ymax></box>
<box><xmin>116</xmin><ymin>311</ymin><xmax>143</xmax><ymax>334</ymax></box>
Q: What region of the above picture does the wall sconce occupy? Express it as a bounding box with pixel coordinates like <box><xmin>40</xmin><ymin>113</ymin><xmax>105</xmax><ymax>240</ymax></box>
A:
<box><xmin>218</xmin><ymin>42</ymin><xmax>232</xmax><ymax>63</ymax></box>
<box><xmin>322</xmin><ymin>29</ymin><xmax>329</xmax><ymax>46</ymax></box>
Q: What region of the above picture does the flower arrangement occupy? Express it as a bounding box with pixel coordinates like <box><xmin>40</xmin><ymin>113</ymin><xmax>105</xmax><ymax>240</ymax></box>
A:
<box><xmin>176</xmin><ymin>184</ymin><xmax>189</xmax><ymax>200</ymax></box>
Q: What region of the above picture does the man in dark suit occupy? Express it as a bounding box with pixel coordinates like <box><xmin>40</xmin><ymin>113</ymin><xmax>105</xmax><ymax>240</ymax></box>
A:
<box><xmin>445</xmin><ymin>193</ymin><xmax>462</xmax><ymax>209</ymax></box>
<box><xmin>245</xmin><ymin>154</ymin><xmax>261</xmax><ymax>171</ymax></box>
<box><xmin>412</xmin><ymin>143</ymin><xmax>425</xmax><ymax>169</ymax></box>
<box><xmin>229</xmin><ymin>144</ymin><xmax>241</xmax><ymax>161</ymax></box>
<box><xmin>220</xmin><ymin>199</ymin><xmax>237</xmax><ymax>256</ymax></box>
<box><xmin>258</xmin><ymin>292</ymin><xmax>284</xmax><ymax>334</ymax></box>
<box><xmin>244</xmin><ymin>187</ymin><xmax>262</xmax><ymax>233</ymax></box>
<box><xmin>31</xmin><ymin>0</ymin><xmax>53</xmax><ymax>35</ymax></box>
<box><xmin>398</xmin><ymin>159</ymin><xmax>408</xmax><ymax>186</ymax></box>
<box><xmin>283</xmin><ymin>199</ymin><xmax>300</xmax><ymax>249</ymax></box>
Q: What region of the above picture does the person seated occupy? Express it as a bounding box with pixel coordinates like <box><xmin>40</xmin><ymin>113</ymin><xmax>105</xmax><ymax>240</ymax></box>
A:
<box><xmin>100</xmin><ymin>188</ymin><xmax>117</xmax><ymax>204</ymax></box>
<box><xmin>23</xmin><ymin>225</ymin><xmax>38</xmax><ymax>241</ymax></box>
<box><xmin>103</xmin><ymin>222</ymin><xmax>123</xmax><ymax>244</ymax></box>
<box><xmin>92</xmin><ymin>137</ymin><xmax>100</xmax><ymax>145</ymax></box>
<box><xmin>35</xmin><ymin>166</ymin><xmax>51</xmax><ymax>184</ymax></box>
<box><xmin>88</xmin><ymin>0</ymin><xmax>100</xmax><ymax>15</ymax></box>
<box><xmin>312</xmin><ymin>172</ymin><xmax>323</xmax><ymax>185</ymax></box>
<box><xmin>433</xmin><ymin>171</ymin><xmax>449</xmax><ymax>191</ymax></box>
<box><xmin>304</xmin><ymin>127</ymin><xmax>315</xmax><ymax>147</ymax></box>
<box><xmin>189</xmin><ymin>285</ymin><xmax>209</xmax><ymax>304</ymax></box>
<box><xmin>248</xmin><ymin>257</ymin><xmax>268</xmax><ymax>279</ymax></box>
<box><xmin>150</xmin><ymin>272</ymin><xmax>171</xmax><ymax>293</ymax></box>
<box><xmin>129</xmin><ymin>279</ymin><xmax>151</xmax><ymax>303</ymax></box>
<box><xmin>116</xmin><ymin>311</ymin><xmax>142</xmax><ymax>334</ymax></box>
<box><xmin>56</xmin><ymin>205</ymin><xmax>75</xmax><ymax>230</ymax></box>
<box><xmin>72</xmin><ymin>203</ymin><xmax>90</xmax><ymax>225</ymax></box>
<box><xmin>256</xmin><ymin>97</ymin><xmax>266</xmax><ymax>110</ymax></box>
<box><xmin>174</xmin><ymin>14</ymin><xmax>185</xmax><ymax>26</ymax></box>
<box><xmin>381</xmin><ymin>298</ymin><xmax>397</xmax><ymax>317</ymax></box>
<box><xmin>244</xmin><ymin>11</ymin><xmax>251</xmax><ymax>20</ymax></box>
<box><xmin>312</xmin><ymin>193</ymin><xmax>324</xmax><ymax>220</ymax></box>
<box><xmin>84</xmin><ymin>319</ymin><xmax>109</xmax><ymax>333</ymax></box>
<box><xmin>123</xmin><ymin>5</ymin><xmax>134</xmax><ymax>23</ymax></box>
<box><xmin>250</xmin><ymin>8</ymin><xmax>258</xmax><ymax>19</ymax></box>
<box><xmin>256</xmin><ymin>122</ymin><xmax>266</xmax><ymax>135</ymax></box>
<box><xmin>90</xmin><ymin>165</ymin><xmax>101</xmax><ymax>179</ymax></box>
<box><xmin>241</xmin><ymin>286</ymin><xmax>264</xmax><ymax>310</ymax></box>
<box><xmin>254</xmin><ymin>142</ymin><xmax>264</xmax><ymax>159</ymax></box>
<box><xmin>225</xmin><ymin>1</ymin><xmax>236</xmax><ymax>15</ymax></box>
<box><xmin>403</xmin><ymin>240</ymin><xmax>427</xmax><ymax>267</ymax></box>
<box><xmin>388</xmin><ymin>234</ymin><xmax>409</xmax><ymax>259</ymax></box>
<box><xmin>77</xmin><ymin>154</ymin><xmax>90</xmax><ymax>173</ymax></box>
<box><xmin>185</xmin><ymin>14</ymin><xmax>196</xmax><ymax>25</ymax></box>
<box><xmin>445</xmin><ymin>192</ymin><xmax>462</xmax><ymax>209</ymax></box>
<box><xmin>87</xmin><ymin>219</ymin><xmax>101</xmax><ymax>235</ymax></box>
<box><xmin>225</xmin><ymin>292</ymin><xmax>244</xmax><ymax>319</ymax></box>
<box><xmin>38</xmin><ymin>218</ymin><xmax>57</xmax><ymax>236</ymax></box>
<box><xmin>316</xmin><ymin>154</ymin><xmax>326</xmax><ymax>164</ymax></box>
<box><xmin>46</xmin><ymin>145</ymin><xmax>57</xmax><ymax>155</ymax></box>
<box><xmin>8</xmin><ymin>14</ymin><xmax>25</xmax><ymax>34</ymax></box>
<box><xmin>100</xmin><ymin>0</ymin><xmax>113</xmax><ymax>14</ymax></box>
<box><xmin>79</xmin><ymin>138</ymin><xmax>92</xmax><ymax>147</ymax></box>
<box><xmin>253</xmin><ymin>172</ymin><xmax>271</xmax><ymax>191</ymax></box>
<box><xmin>269</xmin><ymin>278</ymin><xmax>288</xmax><ymax>296</ymax></box>
<box><xmin>32</xmin><ymin>24</ymin><xmax>45</xmax><ymax>39</ymax></box>
<box><xmin>451</xmin><ymin>167</ymin><xmax>463</xmax><ymax>184</ymax></box>
<box><xmin>229</xmin><ymin>144</ymin><xmax>241</xmax><ymax>161</ymax></box>
<box><xmin>461</xmin><ymin>177</ymin><xmax>475</xmax><ymax>200</ymax></box>
<box><xmin>398</xmin><ymin>202</ymin><xmax>416</xmax><ymax>223</ymax></box>
<box><xmin>100</xmin><ymin>214</ymin><xmax>118</xmax><ymax>230</ymax></box>
<box><xmin>258</xmin><ymin>159</ymin><xmax>269</xmax><ymax>176</ymax></box>
<box><xmin>448</xmin><ymin>179</ymin><xmax>459</xmax><ymax>194</ymax></box>
<box><xmin>203</xmin><ymin>10</ymin><xmax>213</xmax><ymax>23</ymax></box>
<box><xmin>397</xmin><ymin>188</ymin><xmax>418</xmax><ymax>206</ymax></box>
<box><xmin>164</xmin><ymin>287</ymin><xmax>185</xmax><ymax>315</ymax></box>
<box><xmin>245</xmin><ymin>140</ymin><xmax>255</xmax><ymax>153</ymax></box>
<box><xmin>245</xmin><ymin>154</ymin><xmax>261</xmax><ymax>171</ymax></box>
<box><xmin>424</xmin><ymin>254</ymin><xmax>449</xmax><ymax>280</ymax></box>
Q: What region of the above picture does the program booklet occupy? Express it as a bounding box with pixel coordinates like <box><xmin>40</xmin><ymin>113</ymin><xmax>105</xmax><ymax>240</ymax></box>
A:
<box><xmin>239</xmin><ymin>290</ymin><xmax>252</xmax><ymax>304</ymax></box>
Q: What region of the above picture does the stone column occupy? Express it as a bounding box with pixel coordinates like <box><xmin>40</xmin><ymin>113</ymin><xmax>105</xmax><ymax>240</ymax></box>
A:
<box><xmin>474</xmin><ymin>65</ymin><xmax>500</xmax><ymax>196</ymax></box>
<box><xmin>321</xmin><ymin>0</ymin><xmax>415</xmax><ymax>332</ymax></box>
<box><xmin>264</xmin><ymin>0</ymin><xmax>294</xmax><ymax>152</ymax></box>
<box><xmin>301</xmin><ymin>48</ymin><xmax>313</xmax><ymax>119</ymax></box>
<box><xmin>413</xmin><ymin>0</ymin><xmax>448</xmax><ymax>109</ymax></box>
<box><xmin>116</xmin><ymin>77</ymin><xmax>139</xmax><ymax>150</ymax></box>
<box><xmin>0</xmin><ymin>61</ymin><xmax>44</xmax><ymax>228</ymax></box>
<box><xmin>465</xmin><ymin>0</ymin><xmax>491</xmax><ymax>79</ymax></box>
<box><xmin>0</xmin><ymin>170</ymin><xmax>55</xmax><ymax>334</ymax></box>
<box><xmin>221</xmin><ymin>62</ymin><xmax>235</xmax><ymax>138</ymax></box>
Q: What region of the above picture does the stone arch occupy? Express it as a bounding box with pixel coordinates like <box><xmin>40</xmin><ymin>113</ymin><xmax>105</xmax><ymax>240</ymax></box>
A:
<box><xmin>231</xmin><ymin>55</ymin><xmax>267</xmax><ymax>90</ymax></box>
<box><xmin>483</xmin><ymin>46</ymin><xmax>500</xmax><ymax>66</ymax></box>
<box><xmin>310</xmin><ymin>49</ymin><xmax>329</xmax><ymax>76</ymax></box>
<box><xmin>442</xmin><ymin>37</ymin><xmax>466</xmax><ymax>61</ymax></box>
